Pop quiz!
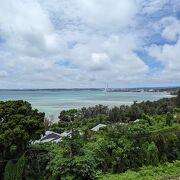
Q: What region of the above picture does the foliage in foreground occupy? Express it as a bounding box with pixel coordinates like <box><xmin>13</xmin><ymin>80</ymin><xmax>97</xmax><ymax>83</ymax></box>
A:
<box><xmin>4</xmin><ymin>155</ymin><xmax>25</xmax><ymax>180</ymax></box>
<box><xmin>0</xmin><ymin>100</ymin><xmax>45</xmax><ymax>179</ymax></box>
<box><xmin>39</xmin><ymin>120</ymin><xmax>180</xmax><ymax>179</ymax></box>
<box><xmin>101</xmin><ymin>160</ymin><xmax>180</xmax><ymax>180</ymax></box>
<box><xmin>0</xmin><ymin>90</ymin><xmax>179</xmax><ymax>179</ymax></box>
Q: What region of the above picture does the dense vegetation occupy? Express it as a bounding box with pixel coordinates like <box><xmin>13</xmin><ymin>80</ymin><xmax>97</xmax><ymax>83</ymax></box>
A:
<box><xmin>101</xmin><ymin>160</ymin><xmax>180</xmax><ymax>180</ymax></box>
<box><xmin>0</xmin><ymin>90</ymin><xmax>180</xmax><ymax>179</ymax></box>
<box><xmin>0</xmin><ymin>100</ymin><xmax>45</xmax><ymax>177</ymax></box>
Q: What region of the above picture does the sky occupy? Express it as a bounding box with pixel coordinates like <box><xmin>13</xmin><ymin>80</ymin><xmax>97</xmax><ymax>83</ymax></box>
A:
<box><xmin>0</xmin><ymin>0</ymin><xmax>180</xmax><ymax>89</ymax></box>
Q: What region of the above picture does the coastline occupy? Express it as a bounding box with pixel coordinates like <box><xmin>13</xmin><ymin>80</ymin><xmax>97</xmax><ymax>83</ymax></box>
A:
<box><xmin>0</xmin><ymin>90</ymin><xmax>175</xmax><ymax>122</ymax></box>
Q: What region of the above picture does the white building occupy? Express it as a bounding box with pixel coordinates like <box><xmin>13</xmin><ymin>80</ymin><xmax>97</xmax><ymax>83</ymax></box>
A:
<box><xmin>91</xmin><ymin>124</ymin><xmax>107</xmax><ymax>132</ymax></box>
<box><xmin>34</xmin><ymin>130</ymin><xmax>72</xmax><ymax>143</ymax></box>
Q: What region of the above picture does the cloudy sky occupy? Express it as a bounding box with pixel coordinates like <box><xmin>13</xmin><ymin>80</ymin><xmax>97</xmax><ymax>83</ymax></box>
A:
<box><xmin>0</xmin><ymin>0</ymin><xmax>180</xmax><ymax>89</ymax></box>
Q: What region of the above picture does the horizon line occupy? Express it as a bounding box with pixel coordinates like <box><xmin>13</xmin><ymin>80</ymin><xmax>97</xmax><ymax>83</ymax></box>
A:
<box><xmin>0</xmin><ymin>86</ymin><xmax>179</xmax><ymax>91</ymax></box>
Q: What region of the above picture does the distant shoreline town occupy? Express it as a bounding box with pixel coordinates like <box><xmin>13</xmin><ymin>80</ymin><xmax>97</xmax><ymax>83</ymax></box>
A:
<box><xmin>0</xmin><ymin>86</ymin><xmax>179</xmax><ymax>94</ymax></box>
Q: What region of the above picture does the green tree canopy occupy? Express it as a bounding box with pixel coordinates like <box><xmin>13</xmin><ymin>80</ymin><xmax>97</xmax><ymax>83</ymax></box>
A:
<box><xmin>166</xmin><ymin>112</ymin><xmax>173</xmax><ymax>126</ymax></box>
<box><xmin>0</xmin><ymin>100</ymin><xmax>45</xmax><ymax>176</ymax></box>
<box><xmin>58</xmin><ymin>109</ymin><xmax>79</xmax><ymax>122</ymax></box>
<box><xmin>176</xmin><ymin>89</ymin><xmax>180</xmax><ymax>108</ymax></box>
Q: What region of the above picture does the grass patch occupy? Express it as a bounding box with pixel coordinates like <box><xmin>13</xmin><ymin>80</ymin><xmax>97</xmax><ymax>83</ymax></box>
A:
<box><xmin>101</xmin><ymin>161</ymin><xmax>180</xmax><ymax>180</ymax></box>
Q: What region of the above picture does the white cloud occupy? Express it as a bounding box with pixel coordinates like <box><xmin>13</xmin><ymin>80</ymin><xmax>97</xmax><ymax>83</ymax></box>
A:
<box><xmin>160</xmin><ymin>17</ymin><xmax>180</xmax><ymax>41</ymax></box>
<box><xmin>147</xmin><ymin>18</ymin><xmax>180</xmax><ymax>83</ymax></box>
<box><xmin>0</xmin><ymin>0</ymin><xmax>179</xmax><ymax>88</ymax></box>
<box><xmin>0</xmin><ymin>0</ymin><xmax>61</xmax><ymax>56</ymax></box>
<box><xmin>147</xmin><ymin>16</ymin><xmax>180</xmax><ymax>66</ymax></box>
<box><xmin>148</xmin><ymin>40</ymin><xmax>180</xmax><ymax>70</ymax></box>
<box><xmin>39</xmin><ymin>0</ymin><xmax>138</xmax><ymax>30</ymax></box>
<box><xmin>76</xmin><ymin>0</ymin><xmax>137</xmax><ymax>28</ymax></box>
<box><xmin>0</xmin><ymin>70</ymin><xmax>8</xmax><ymax>78</ymax></box>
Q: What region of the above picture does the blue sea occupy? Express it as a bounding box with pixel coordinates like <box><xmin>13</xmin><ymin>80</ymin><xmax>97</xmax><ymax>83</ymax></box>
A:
<box><xmin>0</xmin><ymin>90</ymin><xmax>172</xmax><ymax>120</ymax></box>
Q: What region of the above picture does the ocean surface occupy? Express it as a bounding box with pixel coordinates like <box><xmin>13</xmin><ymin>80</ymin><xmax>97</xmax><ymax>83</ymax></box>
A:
<box><xmin>0</xmin><ymin>90</ymin><xmax>172</xmax><ymax>120</ymax></box>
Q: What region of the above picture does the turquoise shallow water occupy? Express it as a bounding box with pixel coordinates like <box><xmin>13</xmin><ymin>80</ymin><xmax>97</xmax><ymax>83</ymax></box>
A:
<box><xmin>0</xmin><ymin>90</ymin><xmax>172</xmax><ymax>120</ymax></box>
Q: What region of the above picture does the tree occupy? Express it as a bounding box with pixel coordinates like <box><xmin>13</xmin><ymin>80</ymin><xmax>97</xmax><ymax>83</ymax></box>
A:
<box><xmin>0</xmin><ymin>100</ymin><xmax>45</xmax><ymax>177</ymax></box>
<box><xmin>4</xmin><ymin>155</ymin><xmax>25</xmax><ymax>180</ymax></box>
<box><xmin>166</xmin><ymin>112</ymin><xmax>173</xmax><ymax>126</ymax></box>
<box><xmin>176</xmin><ymin>89</ymin><xmax>180</xmax><ymax>108</ymax></box>
<box><xmin>128</xmin><ymin>101</ymin><xmax>143</xmax><ymax>121</ymax></box>
<box><xmin>48</xmin><ymin>130</ymin><xmax>97</xmax><ymax>179</ymax></box>
<box><xmin>174</xmin><ymin>108</ymin><xmax>180</xmax><ymax>123</ymax></box>
<box><xmin>142</xmin><ymin>114</ymin><xmax>153</xmax><ymax>126</ymax></box>
<box><xmin>109</xmin><ymin>107</ymin><xmax>120</xmax><ymax>122</ymax></box>
<box><xmin>146</xmin><ymin>142</ymin><xmax>159</xmax><ymax>165</ymax></box>
<box><xmin>58</xmin><ymin>109</ymin><xmax>79</xmax><ymax>122</ymax></box>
